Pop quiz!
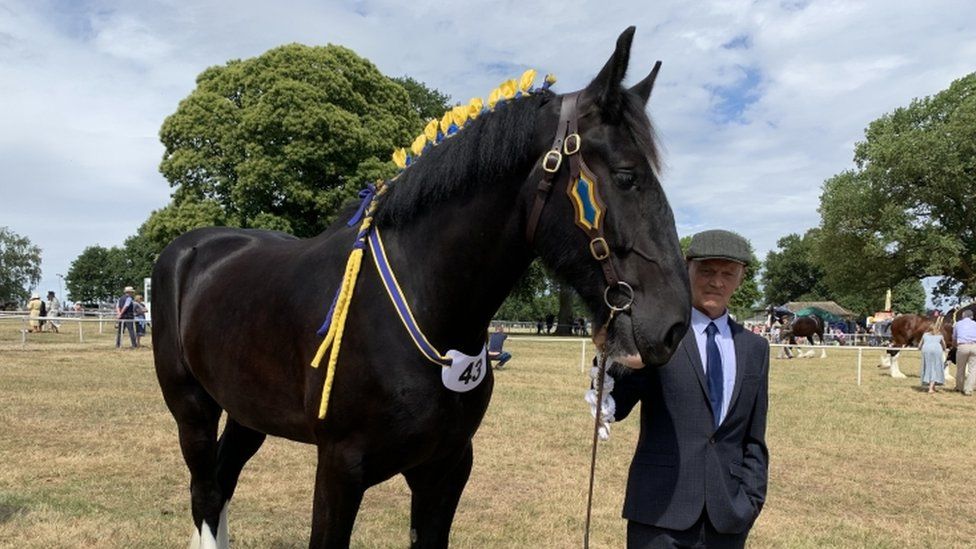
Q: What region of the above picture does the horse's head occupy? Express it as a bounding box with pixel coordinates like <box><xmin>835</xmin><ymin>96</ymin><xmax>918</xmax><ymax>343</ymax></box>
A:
<box><xmin>528</xmin><ymin>28</ymin><xmax>690</xmax><ymax>367</ymax></box>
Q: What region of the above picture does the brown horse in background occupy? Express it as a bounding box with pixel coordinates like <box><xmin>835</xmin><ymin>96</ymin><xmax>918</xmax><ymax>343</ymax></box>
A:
<box><xmin>767</xmin><ymin>305</ymin><xmax>826</xmax><ymax>358</ymax></box>
<box><xmin>881</xmin><ymin>314</ymin><xmax>953</xmax><ymax>379</ymax></box>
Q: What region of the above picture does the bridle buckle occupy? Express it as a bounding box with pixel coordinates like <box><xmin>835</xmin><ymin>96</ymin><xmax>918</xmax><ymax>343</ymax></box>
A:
<box><xmin>563</xmin><ymin>133</ymin><xmax>581</xmax><ymax>155</ymax></box>
<box><xmin>542</xmin><ymin>150</ymin><xmax>563</xmax><ymax>173</ymax></box>
<box><xmin>589</xmin><ymin>237</ymin><xmax>610</xmax><ymax>261</ymax></box>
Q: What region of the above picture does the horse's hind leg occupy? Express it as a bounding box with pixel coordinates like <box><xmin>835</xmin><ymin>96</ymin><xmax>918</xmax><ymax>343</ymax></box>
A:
<box><xmin>157</xmin><ymin>363</ymin><xmax>227</xmax><ymax>549</ymax></box>
<box><xmin>167</xmin><ymin>387</ymin><xmax>225</xmax><ymax>549</ymax></box>
<box><xmin>213</xmin><ymin>418</ymin><xmax>267</xmax><ymax>546</ymax></box>
<box><xmin>403</xmin><ymin>442</ymin><xmax>474</xmax><ymax>549</ymax></box>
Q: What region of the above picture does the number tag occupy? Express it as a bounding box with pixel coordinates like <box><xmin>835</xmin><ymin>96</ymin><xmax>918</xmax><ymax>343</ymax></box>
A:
<box><xmin>442</xmin><ymin>347</ymin><xmax>488</xmax><ymax>392</ymax></box>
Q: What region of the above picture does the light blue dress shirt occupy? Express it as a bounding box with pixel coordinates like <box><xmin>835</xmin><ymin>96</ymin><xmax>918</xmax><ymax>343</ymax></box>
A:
<box><xmin>954</xmin><ymin>317</ymin><xmax>976</xmax><ymax>345</ymax></box>
<box><xmin>690</xmin><ymin>307</ymin><xmax>737</xmax><ymax>425</ymax></box>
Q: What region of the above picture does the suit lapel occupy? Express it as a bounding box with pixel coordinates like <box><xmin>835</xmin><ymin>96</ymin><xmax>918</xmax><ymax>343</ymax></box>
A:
<box><xmin>681</xmin><ymin>328</ymin><xmax>710</xmax><ymax>401</ymax></box>
<box><xmin>726</xmin><ymin>320</ymin><xmax>750</xmax><ymax>420</ymax></box>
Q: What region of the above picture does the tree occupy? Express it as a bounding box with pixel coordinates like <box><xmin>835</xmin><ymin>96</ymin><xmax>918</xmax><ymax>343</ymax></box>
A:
<box><xmin>816</xmin><ymin>72</ymin><xmax>976</xmax><ymax>304</ymax></box>
<box><xmin>158</xmin><ymin>43</ymin><xmax>430</xmax><ymax>239</ymax></box>
<box><xmin>66</xmin><ymin>246</ymin><xmax>142</xmax><ymax>305</ymax></box>
<box><xmin>392</xmin><ymin>76</ymin><xmax>452</xmax><ymax>121</ymax></box>
<box><xmin>761</xmin><ymin>229</ymin><xmax>831</xmax><ymax>305</ymax></box>
<box><xmin>0</xmin><ymin>226</ymin><xmax>42</xmax><ymax>305</ymax></box>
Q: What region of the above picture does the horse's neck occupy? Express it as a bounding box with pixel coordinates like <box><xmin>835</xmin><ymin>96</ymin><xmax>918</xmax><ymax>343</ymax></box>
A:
<box><xmin>379</xmin><ymin>182</ymin><xmax>534</xmax><ymax>354</ymax></box>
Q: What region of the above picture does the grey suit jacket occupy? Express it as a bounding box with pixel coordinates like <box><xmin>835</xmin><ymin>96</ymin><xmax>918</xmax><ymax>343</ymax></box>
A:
<box><xmin>610</xmin><ymin>319</ymin><xmax>769</xmax><ymax>534</ymax></box>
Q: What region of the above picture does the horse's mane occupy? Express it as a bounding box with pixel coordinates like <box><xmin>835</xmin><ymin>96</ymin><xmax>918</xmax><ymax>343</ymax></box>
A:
<box><xmin>372</xmin><ymin>88</ymin><xmax>662</xmax><ymax>228</ymax></box>
<box><xmin>374</xmin><ymin>92</ymin><xmax>551</xmax><ymax>228</ymax></box>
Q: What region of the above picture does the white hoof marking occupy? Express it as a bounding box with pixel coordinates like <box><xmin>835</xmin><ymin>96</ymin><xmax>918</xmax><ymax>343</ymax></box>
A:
<box><xmin>199</xmin><ymin>519</ymin><xmax>218</xmax><ymax>549</ymax></box>
<box><xmin>217</xmin><ymin>502</ymin><xmax>230</xmax><ymax>549</ymax></box>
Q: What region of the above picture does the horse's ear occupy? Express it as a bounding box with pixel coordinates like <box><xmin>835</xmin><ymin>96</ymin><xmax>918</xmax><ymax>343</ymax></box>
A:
<box><xmin>629</xmin><ymin>61</ymin><xmax>662</xmax><ymax>104</ymax></box>
<box><xmin>584</xmin><ymin>26</ymin><xmax>635</xmax><ymax>115</ymax></box>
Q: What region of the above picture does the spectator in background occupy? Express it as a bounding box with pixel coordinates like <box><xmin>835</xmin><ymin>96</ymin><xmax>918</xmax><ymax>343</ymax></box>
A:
<box><xmin>919</xmin><ymin>321</ymin><xmax>946</xmax><ymax>394</ymax></box>
<box><xmin>26</xmin><ymin>292</ymin><xmax>42</xmax><ymax>332</ymax></box>
<box><xmin>45</xmin><ymin>290</ymin><xmax>61</xmax><ymax>333</ymax></box>
<box><xmin>954</xmin><ymin>310</ymin><xmax>976</xmax><ymax>395</ymax></box>
<box><xmin>545</xmin><ymin>313</ymin><xmax>555</xmax><ymax>334</ymax></box>
<box><xmin>134</xmin><ymin>294</ymin><xmax>148</xmax><ymax>346</ymax></box>
<box><xmin>116</xmin><ymin>286</ymin><xmax>138</xmax><ymax>349</ymax></box>
<box><xmin>488</xmin><ymin>325</ymin><xmax>512</xmax><ymax>369</ymax></box>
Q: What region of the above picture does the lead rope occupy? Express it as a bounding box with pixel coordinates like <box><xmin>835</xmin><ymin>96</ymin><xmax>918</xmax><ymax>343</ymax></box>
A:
<box><xmin>583</xmin><ymin>310</ymin><xmax>619</xmax><ymax>548</ymax></box>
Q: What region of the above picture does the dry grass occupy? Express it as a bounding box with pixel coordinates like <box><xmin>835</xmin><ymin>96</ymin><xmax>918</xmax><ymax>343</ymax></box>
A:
<box><xmin>1</xmin><ymin>336</ymin><xmax>975</xmax><ymax>548</ymax></box>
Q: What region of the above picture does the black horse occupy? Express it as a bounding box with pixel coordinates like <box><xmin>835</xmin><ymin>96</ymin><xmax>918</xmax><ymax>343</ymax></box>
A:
<box><xmin>767</xmin><ymin>305</ymin><xmax>826</xmax><ymax>358</ymax></box>
<box><xmin>153</xmin><ymin>28</ymin><xmax>690</xmax><ymax>548</ymax></box>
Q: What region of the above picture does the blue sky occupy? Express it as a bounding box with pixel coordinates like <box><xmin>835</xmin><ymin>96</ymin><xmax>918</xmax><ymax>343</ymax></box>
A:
<box><xmin>1</xmin><ymin>0</ymin><xmax>974</xmax><ymax>304</ymax></box>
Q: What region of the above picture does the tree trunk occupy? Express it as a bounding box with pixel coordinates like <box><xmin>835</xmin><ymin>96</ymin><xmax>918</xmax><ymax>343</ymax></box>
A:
<box><xmin>555</xmin><ymin>284</ymin><xmax>575</xmax><ymax>336</ymax></box>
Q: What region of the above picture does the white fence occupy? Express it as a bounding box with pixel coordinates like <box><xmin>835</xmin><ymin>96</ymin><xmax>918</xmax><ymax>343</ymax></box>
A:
<box><xmin>0</xmin><ymin>313</ymin><xmax>149</xmax><ymax>347</ymax></box>
<box><xmin>3</xmin><ymin>314</ymin><xmax>918</xmax><ymax>387</ymax></box>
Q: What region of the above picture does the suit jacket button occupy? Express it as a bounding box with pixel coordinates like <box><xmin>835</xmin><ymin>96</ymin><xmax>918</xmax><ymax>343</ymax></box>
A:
<box><xmin>709</xmin><ymin>436</ymin><xmax>716</xmax><ymax>444</ymax></box>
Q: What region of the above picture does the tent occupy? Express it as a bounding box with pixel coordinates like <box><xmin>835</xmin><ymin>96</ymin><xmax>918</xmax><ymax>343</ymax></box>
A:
<box><xmin>793</xmin><ymin>306</ymin><xmax>845</xmax><ymax>323</ymax></box>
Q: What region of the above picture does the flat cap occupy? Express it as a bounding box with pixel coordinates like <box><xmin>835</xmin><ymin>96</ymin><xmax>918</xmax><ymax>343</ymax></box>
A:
<box><xmin>686</xmin><ymin>229</ymin><xmax>751</xmax><ymax>265</ymax></box>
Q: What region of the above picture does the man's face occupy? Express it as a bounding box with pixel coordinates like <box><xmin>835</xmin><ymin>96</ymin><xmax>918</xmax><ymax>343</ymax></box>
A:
<box><xmin>688</xmin><ymin>258</ymin><xmax>745</xmax><ymax>319</ymax></box>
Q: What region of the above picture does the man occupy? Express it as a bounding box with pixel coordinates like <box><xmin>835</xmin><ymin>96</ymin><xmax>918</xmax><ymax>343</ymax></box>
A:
<box><xmin>954</xmin><ymin>309</ymin><xmax>976</xmax><ymax>395</ymax></box>
<box><xmin>602</xmin><ymin>229</ymin><xmax>769</xmax><ymax>548</ymax></box>
<box><xmin>487</xmin><ymin>325</ymin><xmax>512</xmax><ymax>369</ymax></box>
<box><xmin>45</xmin><ymin>290</ymin><xmax>61</xmax><ymax>333</ymax></box>
<box><xmin>116</xmin><ymin>286</ymin><xmax>138</xmax><ymax>349</ymax></box>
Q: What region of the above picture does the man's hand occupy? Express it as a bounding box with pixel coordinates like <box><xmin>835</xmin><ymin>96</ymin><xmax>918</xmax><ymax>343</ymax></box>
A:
<box><xmin>585</xmin><ymin>364</ymin><xmax>616</xmax><ymax>441</ymax></box>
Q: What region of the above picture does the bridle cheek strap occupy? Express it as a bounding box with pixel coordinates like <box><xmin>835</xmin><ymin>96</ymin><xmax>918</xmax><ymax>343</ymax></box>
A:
<box><xmin>525</xmin><ymin>92</ymin><xmax>580</xmax><ymax>243</ymax></box>
<box><xmin>525</xmin><ymin>92</ymin><xmax>622</xmax><ymax>292</ymax></box>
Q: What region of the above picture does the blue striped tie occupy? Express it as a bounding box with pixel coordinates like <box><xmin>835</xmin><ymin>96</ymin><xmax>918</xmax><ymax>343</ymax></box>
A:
<box><xmin>706</xmin><ymin>322</ymin><xmax>723</xmax><ymax>429</ymax></box>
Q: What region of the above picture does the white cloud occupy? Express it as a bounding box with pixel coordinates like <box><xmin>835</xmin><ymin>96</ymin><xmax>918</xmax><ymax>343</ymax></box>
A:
<box><xmin>0</xmin><ymin>0</ymin><xmax>974</xmax><ymax>301</ymax></box>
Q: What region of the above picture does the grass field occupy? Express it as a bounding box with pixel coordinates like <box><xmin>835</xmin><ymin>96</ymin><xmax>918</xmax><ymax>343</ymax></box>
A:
<box><xmin>2</xmin><ymin>330</ymin><xmax>975</xmax><ymax>548</ymax></box>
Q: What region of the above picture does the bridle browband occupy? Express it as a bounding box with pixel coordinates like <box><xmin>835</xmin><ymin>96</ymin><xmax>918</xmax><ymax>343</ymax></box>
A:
<box><xmin>525</xmin><ymin>92</ymin><xmax>634</xmax><ymax>314</ymax></box>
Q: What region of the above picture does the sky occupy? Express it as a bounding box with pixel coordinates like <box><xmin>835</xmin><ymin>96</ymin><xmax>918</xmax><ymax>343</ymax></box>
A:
<box><xmin>1</xmin><ymin>0</ymin><xmax>974</xmax><ymax>304</ymax></box>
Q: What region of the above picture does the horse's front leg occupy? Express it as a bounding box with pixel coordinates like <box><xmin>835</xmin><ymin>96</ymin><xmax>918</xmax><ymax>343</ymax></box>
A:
<box><xmin>403</xmin><ymin>441</ymin><xmax>474</xmax><ymax>549</ymax></box>
<box><xmin>309</xmin><ymin>444</ymin><xmax>366</xmax><ymax>549</ymax></box>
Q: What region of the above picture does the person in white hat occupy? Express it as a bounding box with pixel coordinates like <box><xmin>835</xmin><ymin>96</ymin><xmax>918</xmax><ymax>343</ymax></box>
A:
<box><xmin>26</xmin><ymin>292</ymin><xmax>43</xmax><ymax>332</ymax></box>
<box><xmin>116</xmin><ymin>286</ymin><xmax>138</xmax><ymax>348</ymax></box>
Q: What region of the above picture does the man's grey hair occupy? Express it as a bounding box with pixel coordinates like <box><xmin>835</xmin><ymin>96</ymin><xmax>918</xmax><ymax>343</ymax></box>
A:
<box><xmin>962</xmin><ymin>309</ymin><xmax>974</xmax><ymax>319</ymax></box>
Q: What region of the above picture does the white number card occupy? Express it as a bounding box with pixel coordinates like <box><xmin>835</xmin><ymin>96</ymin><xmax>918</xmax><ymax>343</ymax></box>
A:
<box><xmin>442</xmin><ymin>347</ymin><xmax>488</xmax><ymax>392</ymax></box>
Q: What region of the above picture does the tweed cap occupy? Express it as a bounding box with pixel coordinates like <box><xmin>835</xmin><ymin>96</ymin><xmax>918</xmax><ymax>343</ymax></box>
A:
<box><xmin>686</xmin><ymin>229</ymin><xmax>751</xmax><ymax>265</ymax></box>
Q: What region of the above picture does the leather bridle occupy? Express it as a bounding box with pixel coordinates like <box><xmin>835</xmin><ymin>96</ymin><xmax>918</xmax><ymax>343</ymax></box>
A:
<box><xmin>525</xmin><ymin>92</ymin><xmax>634</xmax><ymax>314</ymax></box>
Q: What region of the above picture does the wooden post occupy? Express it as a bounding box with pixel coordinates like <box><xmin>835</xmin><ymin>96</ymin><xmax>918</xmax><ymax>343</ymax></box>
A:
<box><xmin>580</xmin><ymin>339</ymin><xmax>586</xmax><ymax>373</ymax></box>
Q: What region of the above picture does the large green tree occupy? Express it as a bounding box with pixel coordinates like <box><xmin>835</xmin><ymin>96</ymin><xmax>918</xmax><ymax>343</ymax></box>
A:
<box><xmin>392</xmin><ymin>76</ymin><xmax>453</xmax><ymax>122</ymax></box>
<box><xmin>816</xmin><ymin>72</ymin><xmax>976</xmax><ymax>303</ymax></box>
<box><xmin>761</xmin><ymin>229</ymin><xmax>831</xmax><ymax>305</ymax></box>
<box><xmin>0</xmin><ymin>227</ymin><xmax>42</xmax><ymax>305</ymax></box>
<box><xmin>66</xmin><ymin>245</ymin><xmax>146</xmax><ymax>305</ymax></box>
<box><xmin>158</xmin><ymin>43</ymin><xmax>430</xmax><ymax>240</ymax></box>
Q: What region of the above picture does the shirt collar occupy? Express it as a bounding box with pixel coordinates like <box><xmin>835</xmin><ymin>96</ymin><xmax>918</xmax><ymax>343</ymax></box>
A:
<box><xmin>691</xmin><ymin>307</ymin><xmax>732</xmax><ymax>338</ymax></box>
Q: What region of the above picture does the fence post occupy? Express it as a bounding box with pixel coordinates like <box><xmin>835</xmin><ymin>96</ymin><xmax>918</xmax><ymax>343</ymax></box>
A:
<box><xmin>21</xmin><ymin>318</ymin><xmax>27</xmax><ymax>348</ymax></box>
<box><xmin>78</xmin><ymin>317</ymin><xmax>84</xmax><ymax>343</ymax></box>
<box><xmin>857</xmin><ymin>348</ymin><xmax>862</xmax><ymax>386</ymax></box>
<box><xmin>580</xmin><ymin>339</ymin><xmax>586</xmax><ymax>373</ymax></box>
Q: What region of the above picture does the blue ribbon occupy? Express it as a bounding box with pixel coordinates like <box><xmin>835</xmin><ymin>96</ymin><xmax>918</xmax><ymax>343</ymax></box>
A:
<box><xmin>347</xmin><ymin>184</ymin><xmax>377</xmax><ymax>227</ymax></box>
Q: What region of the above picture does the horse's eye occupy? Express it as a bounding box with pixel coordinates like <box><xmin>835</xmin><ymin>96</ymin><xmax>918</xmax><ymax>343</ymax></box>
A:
<box><xmin>613</xmin><ymin>171</ymin><xmax>638</xmax><ymax>190</ymax></box>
